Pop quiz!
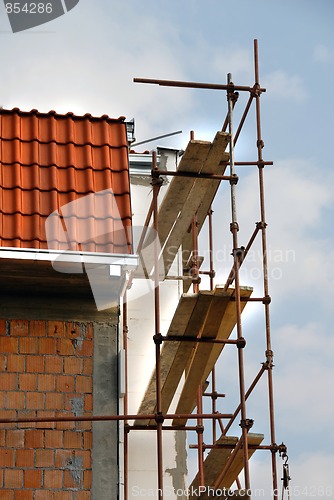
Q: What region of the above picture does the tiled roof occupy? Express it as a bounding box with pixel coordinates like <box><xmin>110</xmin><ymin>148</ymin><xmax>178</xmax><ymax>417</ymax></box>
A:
<box><xmin>0</xmin><ymin>108</ymin><xmax>132</xmax><ymax>254</ymax></box>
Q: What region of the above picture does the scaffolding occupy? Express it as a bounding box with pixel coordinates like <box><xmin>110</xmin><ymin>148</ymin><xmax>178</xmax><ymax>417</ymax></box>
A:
<box><xmin>125</xmin><ymin>39</ymin><xmax>289</xmax><ymax>499</ymax></box>
<box><xmin>0</xmin><ymin>39</ymin><xmax>289</xmax><ymax>500</ymax></box>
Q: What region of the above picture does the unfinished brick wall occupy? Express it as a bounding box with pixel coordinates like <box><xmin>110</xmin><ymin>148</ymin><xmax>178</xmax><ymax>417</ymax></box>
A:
<box><xmin>0</xmin><ymin>318</ymin><xmax>93</xmax><ymax>499</ymax></box>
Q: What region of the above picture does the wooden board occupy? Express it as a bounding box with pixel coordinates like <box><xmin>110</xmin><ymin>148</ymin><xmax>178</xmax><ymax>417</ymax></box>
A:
<box><xmin>162</xmin><ymin>132</ymin><xmax>230</xmax><ymax>274</ymax></box>
<box><xmin>189</xmin><ymin>433</ymin><xmax>264</xmax><ymax>499</ymax></box>
<box><xmin>135</xmin><ymin>291</ymin><xmax>214</xmax><ymax>425</ymax></box>
<box><xmin>173</xmin><ymin>286</ymin><xmax>252</xmax><ymax>425</ymax></box>
<box><xmin>203</xmin><ymin>286</ymin><xmax>253</xmax><ymax>382</ymax></box>
<box><xmin>173</xmin><ymin>290</ymin><xmax>232</xmax><ymax>425</ymax></box>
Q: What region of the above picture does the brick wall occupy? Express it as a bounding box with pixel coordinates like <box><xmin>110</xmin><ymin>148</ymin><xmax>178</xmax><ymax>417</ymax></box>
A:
<box><xmin>0</xmin><ymin>318</ymin><xmax>93</xmax><ymax>499</ymax></box>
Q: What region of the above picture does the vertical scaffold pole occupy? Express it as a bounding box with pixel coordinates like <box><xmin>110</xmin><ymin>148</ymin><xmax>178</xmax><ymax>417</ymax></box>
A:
<box><xmin>152</xmin><ymin>150</ymin><xmax>164</xmax><ymax>500</ymax></box>
<box><xmin>253</xmin><ymin>39</ymin><xmax>278</xmax><ymax>499</ymax></box>
<box><xmin>227</xmin><ymin>72</ymin><xmax>251</xmax><ymax>492</ymax></box>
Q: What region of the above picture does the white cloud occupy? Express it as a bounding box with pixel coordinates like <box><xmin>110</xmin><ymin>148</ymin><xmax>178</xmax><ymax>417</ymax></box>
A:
<box><xmin>313</xmin><ymin>44</ymin><xmax>334</xmax><ymax>63</ymax></box>
<box><xmin>230</xmin><ymin>158</ymin><xmax>334</xmax><ymax>308</ymax></box>
<box><xmin>211</xmin><ymin>48</ymin><xmax>254</xmax><ymax>83</ymax></box>
<box><xmin>262</xmin><ymin>70</ymin><xmax>308</xmax><ymax>102</ymax></box>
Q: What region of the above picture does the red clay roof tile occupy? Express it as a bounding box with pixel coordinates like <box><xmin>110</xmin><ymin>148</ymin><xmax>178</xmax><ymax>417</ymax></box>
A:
<box><xmin>0</xmin><ymin>108</ymin><xmax>132</xmax><ymax>253</ymax></box>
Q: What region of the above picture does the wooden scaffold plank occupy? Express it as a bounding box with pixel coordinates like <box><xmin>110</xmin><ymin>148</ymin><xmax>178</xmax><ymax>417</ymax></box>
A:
<box><xmin>173</xmin><ymin>286</ymin><xmax>253</xmax><ymax>426</ymax></box>
<box><xmin>135</xmin><ymin>291</ymin><xmax>213</xmax><ymax>425</ymax></box>
<box><xmin>189</xmin><ymin>433</ymin><xmax>264</xmax><ymax>499</ymax></box>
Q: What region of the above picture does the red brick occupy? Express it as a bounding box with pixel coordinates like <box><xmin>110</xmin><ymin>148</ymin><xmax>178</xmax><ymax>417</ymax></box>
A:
<box><xmin>45</xmin><ymin>392</ymin><xmax>64</xmax><ymax>410</ymax></box>
<box><xmin>16</xmin><ymin>449</ymin><xmax>34</xmax><ymax>467</ymax></box>
<box><xmin>64</xmin><ymin>469</ymin><xmax>82</xmax><ymax>488</ymax></box>
<box><xmin>63</xmin><ymin>430</ymin><xmax>83</xmax><ymax>449</ymax></box>
<box><xmin>48</xmin><ymin>320</ymin><xmax>65</xmax><ymax>337</ymax></box>
<box><xmin>45</xmin><ymin>429</ymin><xmax>63</xmax><ymax>448</ymax></box>
<box><xmin>20</xmin><ymin>337</ymin><xmax>37</xmax><ymax>354</ymax></box>
<box><xmin>0</xmin><ymin>319</ymin><xmax>7</xmax><ymax>335</ymax></box>
<box><xmin>26</xmin><ymin>391</ymin><xmax>44</xmax><ymax>410</ymax></box>
<box><xmin>64</xmin><ymin>393</ymin><xmax>81</xmax><ymax>412</ymax></box>
<box><xmin>76</xmin><ymin>419</ymin><xmax>91</xmax><ymax>431</ymax></box>
<box><xmin>57</xmin><ymin>338</ymin><xmax>75</xmax><ymax>356</ymax></box>
<box><xmin>6</xmin><ymin>429</ymin><xmax>25</xmax><ymax>448</ymax></box>
<box><xmin>55</xmin><ymin>448</ymin><xmax>74</xmax><ymax>468</ymax></box>
<box><xmin>14</xmin><ymin>491</ymin><xmax>33</xmax><ymax>500</ymax></box>
<box><xmin>38</xmin><ymin>374</ymin><xmax>55</xmax><ymax>392</ymax></box>
<box><xmin>44</xmin><ymin>469</ymin><xmax>63</xmax><ymax>488</ymax></box>
<box><xmin>30</xmin><ymin>320</ymin><xmax>47</xmax><ymax>337</ymax></box>
<box><xmin>84</xmin><ymin>395</ymin><xmax>93</xmax><ymax>412</ymax></box>
<box><xmin>82</xmin><ymin>358</ymin><xmax>93</xmax><ymax>375</ymax></box>
<box><xmin>77</xmin><ymin>340</ymin><xmax>93</xmax><ymax>357</ymax></box>
<box><xmin>45</xmin><ymin>355</ymin><xmax>63</xmax><ymax>373</ymax></box>
<box><xmin>0</xmin><ymin>373</ymin><xmax>16</xmax><ymax>390</ymax></box>
<box><xmin>4</xmin><ymin>469</ymin><xmax>23</xmax><ymax>488</ymax></box>
<box><xmin>17</xmin><ymin>410</ymin><xmax>37</xmax><ymax>429</ymax></box>
<box><xmin>83</xmin><ymin>469</ymin><xmax>92</xmax><ymax>489</ymax></box>
<box><xmin>64</xmin><ymin>357</ymin><xmax>82</xmax><ymax>375</ymax></box>
<box><xmin>10</xmin><ymin>319</ymin><xmax>28</xmax><ymax>336</ymax></box>
<box><xmin>1</xmin><ymin>491</ymin><xmax>14</xmax><ymax>500</ymax></box>
<box><xmin>6</xmin><ymin>354</ymin><xmax>25</xmax><ymax>372</ymax></box>
<box><xmin>85</xmin><ymin>323</ymin><xmax>93</xmax><ymax>339</ymax></box>
<box><xmin>66</xmin><ymin>322</ymin><xmax>81</xmax><ymax>338</ymax></box>
<box><xmin>24</xmin><ymin>469</ymin><xmax>42</xmax><ymax>488</ymax></box>
<box><xmin>39</xmin><ymin>338</ymin><xmax>57</xmax><ymax>355</ymax></box>
<box><xmin>0</xmin><ymin>410</ymin><xmax>16</xmax><ymax>429</ymax></box>
<box><xmin>0</xmin><ymin>354</ymin><xmax>6</xmax><ymax>370</ymax></box>
<box><xmin>75</xmin><ymin>450</ymin><xmax>91</xmax><ymax>468</ymax></box>
<box><xmin>6</xmin><ymin>391</ymin><xmax>25</xmax><ymax>409</ymax></box>
<box><xmin>54</xmin><ymin>492</ymin><xmax>73</xmax><ymax>500</ymax></box>
<box><xmin>26</xmin><ymin>355</ymin><xmax>44</xmax><ymax>372</ymax></box>
<box><xmin>84</xmin><ymin>431</ymin><xmax>92</xmax><ymax>450</ymax></box>
<box><xmin>0</xmin><ymin>391</ymin><xmax>5</xmax><ymax>408</ymax></box>
<box><xmin>0</xmin><ymin>429</ymin><xmax>5</xmax><ymax>446</ymax></box>
<box><xmin>55</xmin><ymin>411</ymin><xmax>75</xmax><ymax>430</ymax></box>
<box><xmin>35</xmin><ymin>491</ymin><xmax>53</xmax><ymax>500</ymax></box>
<box><xmin>35</xmin><ymin>448</ymin><xmax>54</xmax><ymax>467</ymax></box>
<box><xmin>0</xmin><ymin>449</ymin><xmax>15</xmax><ymax>466</ymax></box>
<box><xmin>76</xmin><ymin>376</ymin><xmax>92</xmax><ymax>393</ymax></box>
<box><xmin>74</xmin><ymin>490</ymin><xmax>90</xmax><ymax>500</ymax></box>
<box><xmin>57</xmin><ymin>375</ymin><xmax>75</xmax><ymax>393</ymax></box>
<box><xmin>25</xmin><ymin>429</ymin><xmax>44</xmax><ymax>448</ymax></box>
<box><xmin>0</xmin><ymin>337</ymin><xmax>18</xmax><ymax>353</ymax></box>
<box><xmin>18</xmin><ymin>373</ymin><xmax>36</xmax><ymax>391</ymax></box>
<box><xmin>36</xmin><ymin>410</ymin><xmax>56</xmax><ymax>430</ymax></box>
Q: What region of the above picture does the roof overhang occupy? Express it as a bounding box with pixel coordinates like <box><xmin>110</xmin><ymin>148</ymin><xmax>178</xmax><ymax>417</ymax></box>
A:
<box><xmin>0</xmin><ymin>247</ymin><xmax>138</xmax><ymax>311</ymax></box>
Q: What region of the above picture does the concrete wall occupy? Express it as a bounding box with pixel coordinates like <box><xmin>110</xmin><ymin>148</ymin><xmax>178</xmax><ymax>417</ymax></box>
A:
<box><xmin>127</xmin><ymin>150</ymin><xmax>188</xmax><ymax>499</ymax></box>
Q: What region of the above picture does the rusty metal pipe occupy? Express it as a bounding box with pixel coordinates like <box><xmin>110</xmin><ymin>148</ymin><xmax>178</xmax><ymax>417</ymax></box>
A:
<box><xmin>152</xmin><ymin>150</ymin><xmax>164</xmax><ymax>500</ymax></box>
<box><xmin>223</xmin><ymin>364</ymin><xmax>266</xmax><ymax>435</ymax></box>
<box><xmin>213</xmin><ymin>438</ymin><xmax>244</xmax><ymax>489</ymax></box>
<box><xmin>227</xmin><ymin>72</ymin><xmax>251</xmax><ymax>490</ymax></box>
<box><xmin>192</xmin><ymin>213</ymin><xmax>200</xmax><ymax>293</ymax></box>
<box><xmin>223</xmin><ymin>223</ymin><xmax>261</xmax><ymax>291</ymax></box>
<box><xmin>254</xmin><ymin>38</ymin><xmax>278</xmax><ymax>499</ymax></box>
<box><xmin>196</xmin><ymin>386</ymin><xmax>205</xmax><ymax>487</ymax></box>
<box><xmin>0</xmin><ymin>412</ymin><xmax>234</xmax><ymax>425</ymax></box>
<box><xmin>134</xmin><ymin>77</ymin><xmax>266</xmax><ymax>93</ymax></box>
<box><xmin>208</xmin><ymin>209</ymin><xmax>215</xmax><ymax>291</ymax></box>
<box><xmin>161</xmin><ymin>336</ymin><xmax>239</xmax><ymax>345</ymax></box>
<box><xmin>123</xmin><ymin>293</ymin><xmax>129</xmax><ymax>500</ymax></box>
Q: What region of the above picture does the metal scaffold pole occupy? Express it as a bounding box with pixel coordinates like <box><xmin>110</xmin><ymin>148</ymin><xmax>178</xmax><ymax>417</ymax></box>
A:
<box><xmin>253</xmin><ymin>38</ymin><xmax>279</xmax><ymax>499</ymax></box>
<box><xmin>225</xmin><ymin>72</ymin><xmax>251</xmax><ymax>493</ymax></box>
<box><xmin>152</xmin><ymin>150</ymin><xmax>164</xmax><ymax>500</ymax></box>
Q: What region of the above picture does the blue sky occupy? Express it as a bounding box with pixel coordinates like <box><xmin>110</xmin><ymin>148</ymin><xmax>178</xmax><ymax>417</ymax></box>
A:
<box><xmin>1</xmin><ymin>0</ymin><xmax>333</xmax><ymax>496</ymax></box>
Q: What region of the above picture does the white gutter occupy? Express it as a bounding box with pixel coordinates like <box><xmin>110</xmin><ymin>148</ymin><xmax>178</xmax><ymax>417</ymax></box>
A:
<box><xmin>0</xmin><ymin>247</ymin><xmax>138</xmax><ymax>270</ymax></box>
